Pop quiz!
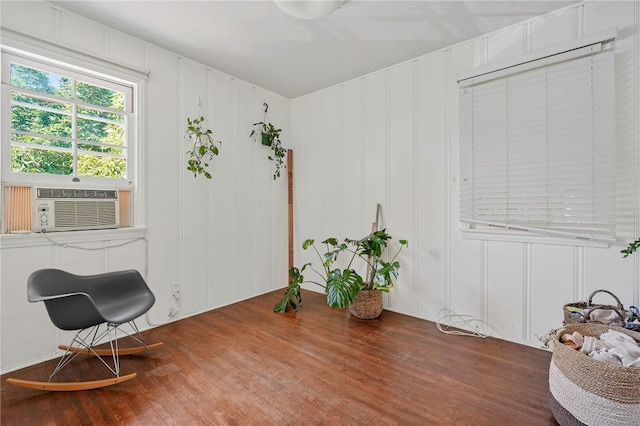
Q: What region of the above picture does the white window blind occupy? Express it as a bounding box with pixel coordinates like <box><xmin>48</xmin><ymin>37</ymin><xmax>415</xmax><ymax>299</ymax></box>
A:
<box><xmin>458</xmin><ymin>34</ymin><xmax>616</xmax><ymax>243</ymax></box>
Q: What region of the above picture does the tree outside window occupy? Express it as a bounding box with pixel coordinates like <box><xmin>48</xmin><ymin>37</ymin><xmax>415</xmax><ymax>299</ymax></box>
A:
<box><xmin>8</xmin><ymin>59</ymin><xmax>130</xmax><ymax>180</ymax></box>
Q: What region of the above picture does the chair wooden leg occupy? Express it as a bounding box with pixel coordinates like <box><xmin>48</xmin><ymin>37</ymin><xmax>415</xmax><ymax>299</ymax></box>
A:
<box><xmin>6</xmin><ymin>373</ymin><xmax>137</xmax><ymax>391</ymax></box>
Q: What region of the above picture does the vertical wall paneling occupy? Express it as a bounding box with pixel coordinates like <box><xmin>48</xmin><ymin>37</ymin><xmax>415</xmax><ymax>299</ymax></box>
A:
<box><xmin>0</xmin><ymin>2</ymin><xmax>54</xmax><ymax>41</ymax></box>
<box><xmin>51</xmin><ymin>6</ymin><xmax>61</xmax><ymax>39</ymax></box>
<box><xmin>289</xmin><ymin>2</ymin><xmax>639</xmax><ymax>349</ymax></box>
<box><xmin>523</xmin><ymin>22</ymin><xmax>532</xmax><ymax>54</ymax></box>
<box><xmin>300</xmin><ymin>94</ymin><xmax>325</xmax><ymax>276</ymax></box>
<box><xmin>1</xmin><ymin>2</ymin><xmax>290</xmax><ymax>373</ymax></box>
<box><xmin>531</xmin><ymin>5</ymin><xmax>574</xmax><ymax>50</ymax></box>
<box><xmin>447</xmin><ymin>40</ymin><xmax>484</xmax><ymax>321</ymax></box>
<box><xmin>384</xmin><ymin>69</ymin><xmax>391</xmax><ymax>231</ymax></box>
<box><xmin>233</xmin><ymin>81</ymin><xmax>256</xmax><ymax>301</ymax></box>
<box><xmin>102</xmin><ymin>28</ymin><xmax>110</xmax><ymax>57</ymax></box>
<box><xmin>522</xmin><ymin>243</ymin><xmax>532</xmax><ymax>341</ymax></box>
<box><xmin>59</xmin><ymin>7</ymin><xmax>104</xmax><ymax>56</ymax></box>
<box><xmin>443</xmin><ymin>49</ymin><xmax>452</xmax><ymax>312</ymax></box>
<box><xmin>520</xmin><ymin>20</ymin><xmax>532</xmax><ymax>339</ymax></box>
<box><xmin>388</xmin><ymin>62</ymin><xmax>417</xmax><ymax>314</ymax></box>
<box><xmin>210</xmin><ymin>72</ymin><xmax>236</xmax><ymax>307</ymax></box>
<box><xmin>574</xmin><ymin>248</ymin><xmax>585</xmax><ymax>311</ymax></box>
<box><xmin>271</xmin><ymin>96</ymin><xmax>290</xmax><ymax>292</ymax></box>
<box><xmin>486</xmin><ymin>25</ymin><xmax>524</xmax><ymax>63</ymax></box>
<box><xmin>416</xmin><ymin>52</ymin><xmax>448</xmax><ymax>318</ymax></box>
<box><xmin>363</xmin><ymin>73</ymin><xmax>387</xmax><ymax>229</ymax></box>
<box><xmin>481</xmin><ymin>240</ymin><xmax>488</xmax><ymax>325</ymax></box>
<box><xmin>360</xmin><ymin>79</ymin><xmax>368</xmax><ymax>232</ymax></box>
<box><xmin>144</xmin><ymin>46</ymin><xmax>181</xmax><ymax>325</ymax></box>
<box><xmin>487</xmin><ymin>241</ymin><xmax>524</xmax><ymax>342</ymax></box>
<box><xmin>208</xmin><ymin>69</ymin><xmax>215</xmax><ymax>306</ymax></box>
<box><xmin>341</xmin><ymin>80</ymin><xmax>364</xmax><ymax>239</ymax></box>
<box><xmin>0</xmin><ymin>247</ymin><xmax>54</xmax><ymax>369</ymax></box>
<box><xmin>412</xmin><ymin>60</ymin><xmax>420</xmax><ymax>316</ymax></box>
<box><xmin>253</xmin><ymin>88</ymin><xmax>273</xmax><ymax>295</ymax></box>
<box><xmin>531</xmin><ymin>244</ymin><xmax>575</xmax><ymax>341</ymax></box>
<box><xmin>322</xmin><ymin>86</ymin><xmax>343</xmax><ymax>238</ymax></box>
<box><xmin>574</xmin><ymin>4</ymin><xmax>584</xmax><ymax>39</ymax></box>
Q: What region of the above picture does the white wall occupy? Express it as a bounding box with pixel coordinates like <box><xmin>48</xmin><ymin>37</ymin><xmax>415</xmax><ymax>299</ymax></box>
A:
<box><xmin>1</xmin><ymin>1</ymin><xmax>638</xmax><ymax>375</ymax></box>
<box><xmin>291</xmin><ymin>1</ymin><xmax>640</xmax><ymax>348</ymax></box>
<box><xmin>0</xmin><ymin>2</ymin><xmax>289</xmax><ymax>373</ymax></box>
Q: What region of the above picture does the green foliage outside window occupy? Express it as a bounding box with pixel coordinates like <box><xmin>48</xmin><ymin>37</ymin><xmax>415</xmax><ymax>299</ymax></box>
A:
<box><xmin>9</xmin><ymin>62</ymin><xmax>128</xmax><ymax>180</ymax></box>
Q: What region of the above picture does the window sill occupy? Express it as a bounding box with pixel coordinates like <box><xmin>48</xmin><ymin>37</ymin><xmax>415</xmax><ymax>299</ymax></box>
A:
<box><xmin>460</xmin><ymin>227</ymin><xmax>611</xmax><ymax>248</ymax></box>
<box><xmin>0</xmin><ymin>227</ymin><xmax>147</xmax><ymax>249</ymax></box>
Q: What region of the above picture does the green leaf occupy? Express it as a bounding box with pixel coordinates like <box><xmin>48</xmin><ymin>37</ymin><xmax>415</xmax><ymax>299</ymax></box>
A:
<box><xmin>621</xmin><ymin>237</ymin><xmax>640</xmax><ymax>258</ymax></box>
<box><xmin>325</xmin><ymin>269</ymin><xmax>363</xmax><ymax>309</ymax></box>
<box><xmin>302</xmin><ymin>239</ymin><xmax>315</xmax><ymax>250</ymax></box>
<box><xmin>274</xmin><ymin>282</ymin><xmax>303</xmax><ymax>313</ymax></box>
<box><xmin>322</xmin><ymin>237</ymin><xmax>338</xmax><ymax>246</ymax></box>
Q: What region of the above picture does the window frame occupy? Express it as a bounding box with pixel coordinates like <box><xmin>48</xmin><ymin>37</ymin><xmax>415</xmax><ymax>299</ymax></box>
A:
<box><xmin>2</xmin><ymin>51</ymin><xmax>135</xmax><ymax>189</ymax></box>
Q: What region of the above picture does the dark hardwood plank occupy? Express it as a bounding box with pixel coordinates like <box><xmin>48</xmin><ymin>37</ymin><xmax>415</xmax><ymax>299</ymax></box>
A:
<box><xmin>1</xmin><ymin>290</ymin><xmax>558</xmax><ymax>425</ymax></box>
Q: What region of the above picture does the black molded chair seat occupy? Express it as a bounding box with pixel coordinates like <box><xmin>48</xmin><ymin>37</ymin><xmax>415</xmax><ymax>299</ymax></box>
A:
<box><xmin>28</xmin><ymin>269</ymin><xmax>155</xmax><ymax>330</ymax></box>
<box><xmin>6</xmin><ymin>268</ymin><xmax>161</xmax><ymax>391</ymax></box>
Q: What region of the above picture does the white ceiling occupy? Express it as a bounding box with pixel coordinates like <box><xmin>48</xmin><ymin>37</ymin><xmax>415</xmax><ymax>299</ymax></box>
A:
<box><xmin>51</xmin><ymin>0</ymin><xmax>578</xmax><ymax>98</ymax></box>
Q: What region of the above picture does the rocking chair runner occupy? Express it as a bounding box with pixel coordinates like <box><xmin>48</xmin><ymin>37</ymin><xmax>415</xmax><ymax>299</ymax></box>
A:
<box><xmin>6</xmin><ymin>269</ymin><xmax>163</xmax><ymax>391</ymax></box>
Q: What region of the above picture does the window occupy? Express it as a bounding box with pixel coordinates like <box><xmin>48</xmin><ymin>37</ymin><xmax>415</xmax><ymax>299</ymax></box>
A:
<box><xmin>458</xmin><ymin>30</ymin><xmax>616</xmax><ymax>244</ymax></box>
<box><xmin>3</xmin><ymin>53</ymin><xmax>133</xmax><ymax>183</ymax></box>
<box><xmin>1</xmin><ymin>46</ymin><xmax>140</xmax><ymax>234</ymax></box>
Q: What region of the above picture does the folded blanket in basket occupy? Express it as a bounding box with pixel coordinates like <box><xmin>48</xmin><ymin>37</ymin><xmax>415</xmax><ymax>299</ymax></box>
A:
<box><xmin>550</xmin><ymin>324</ymin><xmax>640</xmax><ymax>426</ymax></box>
<box><xmin>578</xmin><ymin>330</ymin><xmax>640</xmax><ymax>367</ymax></box>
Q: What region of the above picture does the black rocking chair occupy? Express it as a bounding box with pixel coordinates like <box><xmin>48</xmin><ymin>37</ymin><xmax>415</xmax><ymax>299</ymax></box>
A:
<box><xmin>6</xmin><ymin>269</ymin><xmax>162</xmax><ymax>391</ymax></box>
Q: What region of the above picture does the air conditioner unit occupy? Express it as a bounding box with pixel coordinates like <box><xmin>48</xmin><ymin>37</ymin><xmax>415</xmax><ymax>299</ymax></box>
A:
<box><xmin>33</xmin><ymin>187</ymin><xmax>119</xmax><ymax>232</ymax></box>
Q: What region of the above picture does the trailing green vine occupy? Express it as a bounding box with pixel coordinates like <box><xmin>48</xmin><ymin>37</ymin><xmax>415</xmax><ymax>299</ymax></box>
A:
<box><xmin>185</xmin><ymin>116</ymin><xmax>221</xmax><ymax>179</ymax></box>
<box><xmin>250</xmin><ymin>103</ymin><xmax>286</xmax><ymax>180</ymax></box>
<box><xmin>621</xmin><ymin>237</ymin><xmax>640</xmax><ymax>258</ymax></box>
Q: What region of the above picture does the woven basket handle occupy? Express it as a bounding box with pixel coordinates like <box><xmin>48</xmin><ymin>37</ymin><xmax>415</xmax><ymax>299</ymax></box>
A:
<box><xmin>587</xmin><ymin>289</ymin><xmax>623</xmax><ymax>310</ymax></box>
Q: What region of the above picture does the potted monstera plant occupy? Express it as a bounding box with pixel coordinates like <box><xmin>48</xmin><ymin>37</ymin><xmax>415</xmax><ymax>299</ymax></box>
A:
<box><xmin>274</xmin><ymin>229</ymin><xmax>407</xmax><ymax>319</ymax></box>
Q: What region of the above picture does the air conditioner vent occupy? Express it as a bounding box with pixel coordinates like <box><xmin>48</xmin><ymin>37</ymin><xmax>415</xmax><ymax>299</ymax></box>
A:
<box><xmin>36</xmin><ymin>188</ymin><xmax>118</xmax><ymax>200</ymax></box>
<box><xmin>33</xmin><ymin>187</ymin><xmax>119</xmax><ymax>232</ymax></box>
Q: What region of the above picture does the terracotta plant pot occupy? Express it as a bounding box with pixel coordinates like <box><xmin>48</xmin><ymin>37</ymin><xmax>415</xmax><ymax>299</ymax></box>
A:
<box><xmin>349</xmin><ymin>289</ymin><xmax>383</xmax><ymax>319</ymax></box>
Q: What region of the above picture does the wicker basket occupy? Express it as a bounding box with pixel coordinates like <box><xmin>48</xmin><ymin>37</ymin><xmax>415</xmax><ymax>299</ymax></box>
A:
<box><xmin>563</xmin><ymin>289</ymin><xmax>626</xmax><ymax>327</ymax></box>
<box><xmin>349</xmin><ymin>289</ymin><xmax>383</xmax><ymax>319</ymax></box>
<box><xmin>549</xmin><ymin>323</ymin><xmax>640</xmax><ymax>426</ymax></box>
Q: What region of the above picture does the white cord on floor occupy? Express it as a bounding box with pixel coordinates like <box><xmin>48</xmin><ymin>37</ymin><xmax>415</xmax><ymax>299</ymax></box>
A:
<box><xmin>436</xmin><ymin>308</ymin><xmax>493</xmax><ymax>338</ymax></box>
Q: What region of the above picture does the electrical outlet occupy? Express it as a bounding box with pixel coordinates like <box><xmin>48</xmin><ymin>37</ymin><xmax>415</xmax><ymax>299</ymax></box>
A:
<box><xmin>171</xmin><ymin>282</ymin><xmax>181</xmax><ymax>299</ymax></box>
<box><xmin>169</xmin><ymin>303</ymin><xmax>179</xmax><ymax>318</ymax></box>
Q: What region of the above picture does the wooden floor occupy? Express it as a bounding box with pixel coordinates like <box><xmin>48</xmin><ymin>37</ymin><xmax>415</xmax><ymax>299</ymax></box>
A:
<box><xmin>2</xmin><ymin>290</ymin><xmax>558</xmax><ymax>425</ymax></box>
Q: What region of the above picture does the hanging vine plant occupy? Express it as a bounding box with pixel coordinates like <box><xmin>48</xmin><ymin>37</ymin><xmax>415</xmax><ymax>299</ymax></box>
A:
<box><xmin>621</xmin><ymin>237</ymin><xmax>640</xmax><ymax>258</ymax></box>
<box><xmin>250</xmin><ymin>103</ymin><xmax>286</xmax><ymax>180</ymax></box>
<box><xmin>185</xmin><ymin>116</ymin><xmax>221</xmax><ymax>179</ymax></box>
